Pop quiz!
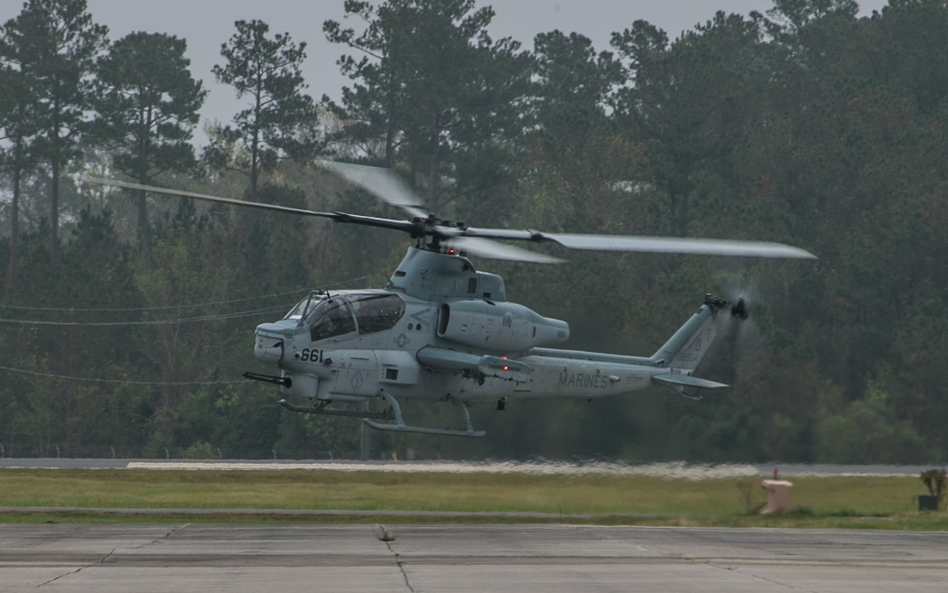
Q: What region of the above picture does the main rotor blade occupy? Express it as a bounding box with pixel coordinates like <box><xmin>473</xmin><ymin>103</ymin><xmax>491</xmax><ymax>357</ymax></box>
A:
<box><xmin>81</xmin><ymin>176</ymin><xmax>432</xmax><ymax>235</ymax></box>
<box><xmin>446</xmin><ymin>237</ymin><xmax>565</xmax><ymax>264</ymax></box>
<box><xmin>318</xmin><ymin>160</ymin><xmax>429</xmax><ymax>220</ymax></box>
<box><xmin>83</xmin><ymin>169</ymin><xmax>816</xmax><ymax>261</ymax></box>
<box><xmin>541</xmin><ymin>234</ymin><xmax>817</xmax><ymax>258</ymax></box>
<box><xmin>80</xmin><ymin>176</ymin><xmax>342</xmax><ymax>221</ymax></box>
<box><xmin>460</xmin><ymin>228</ymin><xmax>816</xmax><ymax>259</ymax></box>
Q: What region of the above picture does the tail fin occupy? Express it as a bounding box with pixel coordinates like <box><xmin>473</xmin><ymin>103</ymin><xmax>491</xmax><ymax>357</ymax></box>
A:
<box><xmin>650</xmin><ymin>296</ymin><xmax>724</xmax><ymax>372</ymax></box>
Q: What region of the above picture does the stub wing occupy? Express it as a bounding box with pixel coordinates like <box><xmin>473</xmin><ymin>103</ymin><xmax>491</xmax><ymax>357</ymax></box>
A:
<box><xmin>416</xmin><ymin>346</ymin><xmax>531</xmax><ymax>382</ymax></box>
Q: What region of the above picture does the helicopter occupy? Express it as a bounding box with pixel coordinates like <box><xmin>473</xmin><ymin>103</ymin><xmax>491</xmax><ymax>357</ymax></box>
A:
<box><xmin>83</xmin><ymin>162</ymin><xmax>815</xmax><ymax>437</ymax></box>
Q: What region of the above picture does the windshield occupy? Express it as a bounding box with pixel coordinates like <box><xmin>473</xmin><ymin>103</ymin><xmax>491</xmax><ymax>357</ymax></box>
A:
<box><xmin>284</xmin><ymin>293</ymin><xmax>323</xmax><ymax>321</ymax></box>
<box><xmin>306</xmin><ymin>299</ymin><xmax>356</xmax><ymax>342</ymax></box>
<box><xmin>284</xmin><ymin>292</ymin><xmax>404</xmax><ymax>341</ymax></box>
<box><xmin>350</xmin><ymin>294</ymin><xmax>406</xmax><ymax>335</ymax></box>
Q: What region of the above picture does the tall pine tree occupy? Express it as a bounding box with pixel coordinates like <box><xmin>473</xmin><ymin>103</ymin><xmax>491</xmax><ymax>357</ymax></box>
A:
<box><xmin>93</xmin><ymin>32</ymin><xmax>207</xmax><ymax>244</ymax></box>
<box><xmin>206</xmin><ymin>20</ymin><xmax>319</xmax><ymax>201</ymax></box>
<box><xmin>0</xmin><ymin>0</ymin><xmax>107</xmax><ymax>265</ymax></box>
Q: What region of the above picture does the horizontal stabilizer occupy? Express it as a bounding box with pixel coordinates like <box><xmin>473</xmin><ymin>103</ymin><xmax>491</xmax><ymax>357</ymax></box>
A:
<box><xmin>652</xmin><ymin>373</ymin><xmax>728</xmax><ymax>390</ymax></box>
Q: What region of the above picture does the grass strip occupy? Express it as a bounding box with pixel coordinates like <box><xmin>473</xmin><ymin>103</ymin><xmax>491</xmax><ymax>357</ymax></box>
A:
<box><xmin>0</xmin><ymin>468</ymin><xmax>944</xmax><ymax>529</ymax></box>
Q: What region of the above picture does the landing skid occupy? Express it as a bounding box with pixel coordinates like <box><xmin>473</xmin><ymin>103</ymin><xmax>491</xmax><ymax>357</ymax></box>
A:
<box><xmin>279</xmin><ymin>399</ymin><xmax>394</xmax><ymax>420</ymax></box>
<box><xmin>362</xmin><ymin>391</ymin><xmax>486</xmax><ymax>438</ymax></box>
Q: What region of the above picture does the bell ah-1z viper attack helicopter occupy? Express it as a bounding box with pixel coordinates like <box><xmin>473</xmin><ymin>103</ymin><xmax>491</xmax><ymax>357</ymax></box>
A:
<box><xmin>84</xmin><ymin>162</ymin><xmax>815</xmax><ymax>437</ymax></box>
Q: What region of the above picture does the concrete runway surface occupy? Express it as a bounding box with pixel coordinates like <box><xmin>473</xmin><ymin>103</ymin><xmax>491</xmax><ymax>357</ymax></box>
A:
<box><xmin>1</xmin><ymin>524</ymin><xmax>945</xmax><ymax>592</ymax></box>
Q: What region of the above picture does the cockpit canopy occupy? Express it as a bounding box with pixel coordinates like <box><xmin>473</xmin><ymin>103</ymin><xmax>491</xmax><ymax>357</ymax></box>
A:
<box><xmin>285</xmin><ymin>291</ymin><xmax>406</xmax><ymax>342</ymax></box>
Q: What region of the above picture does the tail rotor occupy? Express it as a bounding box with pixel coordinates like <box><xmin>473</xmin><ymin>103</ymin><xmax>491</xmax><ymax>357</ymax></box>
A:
<box><xmin>731</xmin><ymin>297</ymin><xmax>748</xmax><ymax>320</ymax></box>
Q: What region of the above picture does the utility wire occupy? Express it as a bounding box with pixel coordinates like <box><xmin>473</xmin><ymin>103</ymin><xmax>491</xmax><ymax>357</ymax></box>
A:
<box><xmin>0</xmin><ymin>365</ymin><xmax>246</xmax><ymax>386</ymax></box>
<box><xmin>0</xmin><ymin>289</ymin><xmax>307</xmax><ymax>313</ymax></box>
<box><xmin>0</xmin><ymin>305</ymin><xmax>289</xmax><ymax>326</ymax></box>
<box><xmin>0</xmin><ymin>275</ymin><xmax>370</xmax><ymax>313</ymax></box>
<box><xmin>0</xmin><ymin>275</ymin><xmax>375</xmax><ymax>380</ymax></box>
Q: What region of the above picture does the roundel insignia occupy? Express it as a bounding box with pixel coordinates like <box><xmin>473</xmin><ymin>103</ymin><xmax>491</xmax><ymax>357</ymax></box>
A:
<box><xmin>394</xmin><ymin>333</ymin><xmax>410</xmax><ymax>348</ymax></box>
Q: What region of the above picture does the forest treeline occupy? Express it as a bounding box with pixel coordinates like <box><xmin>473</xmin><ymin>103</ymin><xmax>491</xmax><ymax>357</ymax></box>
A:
<box><xmin>1</xmin><ymin>0</ymin><xmax>947</xmax><ymax>463</ymax></box>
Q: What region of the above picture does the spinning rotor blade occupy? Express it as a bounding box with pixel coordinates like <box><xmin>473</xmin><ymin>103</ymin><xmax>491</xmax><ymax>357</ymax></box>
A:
<box><xmin>84</xmin><ymin>163</ymin><xmax>817</xmax><ymax>262</ymax></box>
<box><xmin>456</xmin><ymin>228</ymin><xmax>815</xmax><ymax>259</ymax></box>
<box><xmin>446</xmin><ymin>237</ymin><xmax>565</xmax><ymax>264</ymax></box>
<box><xmin>318</xmin><ymin>160</ymin><xmax>429</xmax><ymax>220</ymax></box>
<box><xmin>315</xmin><ymin>162</ymin><xmax>815</xmax><ymax>260</ymax></box>
<box><xmin>80</xmin><ymin>176</ymin><xmax>424</xmax><ymax>234</ymax></box>
<box><xmin>80</xmin><ymin>176</ymin><xmax>341</xmax><ymax>221</ymax></box>
<box><xmin>317</xmin><ymin>161</ymin><xmax>568</xmax><ymax>262</ymax></box>
<box><xmin>535</xmin><ymin>233</ymin><xmax>816</xmax><ymax>259</ymax></box>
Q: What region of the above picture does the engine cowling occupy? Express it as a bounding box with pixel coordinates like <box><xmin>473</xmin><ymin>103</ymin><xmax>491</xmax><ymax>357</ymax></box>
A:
<box><xmin>437</xmin><ymin>300</ymin><xmax>569</xmax><ymax>352</ymax></box>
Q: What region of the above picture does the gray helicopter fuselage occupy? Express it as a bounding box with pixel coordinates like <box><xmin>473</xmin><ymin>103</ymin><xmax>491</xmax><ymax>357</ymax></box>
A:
<box><xmin>85</xmin><ymin>161</ymin><xmax>800</xmax><ymax>436</ymax></box>
<box><xmin>252</xmin><ymin>248</ymin><xmax>694</xmax><ymax>407</ymax></box>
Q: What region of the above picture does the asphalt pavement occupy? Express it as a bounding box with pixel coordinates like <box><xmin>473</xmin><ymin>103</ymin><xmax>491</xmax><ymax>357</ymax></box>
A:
<box><xmin>1</xmin><ymin>523</ymin><xmax>945</xmax><ymax>592</ymax></box>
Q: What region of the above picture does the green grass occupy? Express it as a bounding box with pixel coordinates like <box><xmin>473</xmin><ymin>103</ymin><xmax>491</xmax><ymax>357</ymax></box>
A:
<box><xmin>0</xmin><ymin>469</ymin><xmax>945</xmax><ymax>529</ymax></box>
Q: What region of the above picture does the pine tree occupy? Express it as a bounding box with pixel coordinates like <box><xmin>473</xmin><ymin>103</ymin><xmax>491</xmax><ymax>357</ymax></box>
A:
<box><xmin>0</xmin><ymin>0</ymin><xmax>107</xmax><ymax>265</ymax></box>
<box><xmin>92</xmin><ymin>32</ymin><xmax>207</xmax><ymax>244</ymax></box>
<box><xmin>206</xmin><ymin>20</ymin><xmax>319</xmax><ymax>201</ymax></box>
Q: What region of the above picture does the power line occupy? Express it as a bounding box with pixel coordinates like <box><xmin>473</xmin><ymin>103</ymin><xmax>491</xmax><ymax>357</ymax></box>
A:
<box><xmin>0</xmin><ymin>365</ymin><xmax>246</xmax><ymax>386</ymax></box>
<box><xmin>0</xmin><ymin>305</ymin><xmax>289</xmax><ymax>327</ymax></box>
<box><xmin>0</xmin><ymin>289</ymin><xmax>307</xmax><ymax>313</ymax></box>
<box><xmin>0</xmin><ymin>275</ymin><xmax>371</xmax><ymax>313</ymax></box>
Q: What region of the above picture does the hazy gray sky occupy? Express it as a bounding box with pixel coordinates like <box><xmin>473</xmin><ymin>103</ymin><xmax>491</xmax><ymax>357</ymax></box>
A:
<box><xmin>0</xmin><ymin>0</ymin><xmax>889</xmax><ymax>140</ymax></box>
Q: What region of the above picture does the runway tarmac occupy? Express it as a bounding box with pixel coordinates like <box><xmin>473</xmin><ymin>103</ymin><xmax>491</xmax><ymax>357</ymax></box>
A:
<box><xmin>1</xmin><ymin>523</ymin><xmax>945</xmax><ymax>592</ymax></box>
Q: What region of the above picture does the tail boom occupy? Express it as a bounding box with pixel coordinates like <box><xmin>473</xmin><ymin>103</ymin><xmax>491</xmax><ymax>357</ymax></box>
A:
<box><xmin>522</xmin><ymin>295</ymin><xmax>736</xmax><ymax>399</ymax></box>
